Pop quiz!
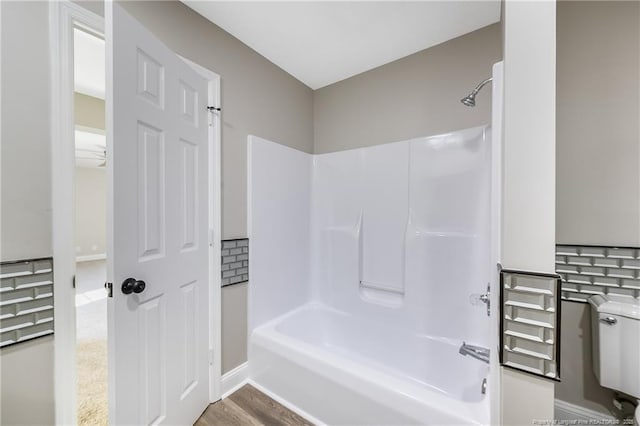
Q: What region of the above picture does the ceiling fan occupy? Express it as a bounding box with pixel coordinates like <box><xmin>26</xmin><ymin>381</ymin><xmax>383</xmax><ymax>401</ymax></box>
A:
<box><xmin>75</xmin><ymin>128</ymin><xmax>106</xmax><ymax>168</ymax></box>
<box><xmin>75</xmin><ymin>147</ymin><xmax>106</xmax><ymax>167</ymax></box>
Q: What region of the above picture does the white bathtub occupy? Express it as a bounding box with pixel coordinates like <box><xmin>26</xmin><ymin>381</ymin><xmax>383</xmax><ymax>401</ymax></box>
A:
<box><xmin>249</xmin><ymin>304</ymin><xmax>490</xmax><ymax>425</ymax></box>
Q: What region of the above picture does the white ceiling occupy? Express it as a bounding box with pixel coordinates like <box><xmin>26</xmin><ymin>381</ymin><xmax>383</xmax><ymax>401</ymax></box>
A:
<box><xmin>74</xmin><ymin>28</ymin><xmax>105</xmax><ymax>99</ymax></box>
<box><xmin>182</xmin><ymin>1</ymin><xmax>501</xmax><ymax>89</ymax></box>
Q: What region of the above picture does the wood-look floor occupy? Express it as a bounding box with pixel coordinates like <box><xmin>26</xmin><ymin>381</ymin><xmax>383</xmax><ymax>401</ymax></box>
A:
<box><xmin>195</xmin><ymin>384</ymin><xmax>314</xmax><ymax>426</ymax></box>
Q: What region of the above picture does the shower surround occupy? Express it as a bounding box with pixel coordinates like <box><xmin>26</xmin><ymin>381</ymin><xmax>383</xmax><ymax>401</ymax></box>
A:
<box><xmin>248</xmin><ymin>125</ymin><xmax>498</xmax><ymax>425</ymax></box>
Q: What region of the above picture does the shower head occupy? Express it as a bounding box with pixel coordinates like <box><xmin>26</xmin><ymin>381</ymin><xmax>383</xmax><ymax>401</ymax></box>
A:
<box><xmin>460</xmin><ymin>77</ymin><xmax>493</xmax><ymax>107</ymax></box>
<box><xmin>460</xmin><ymin>94</ymin><xmax>476</xmax><ymax>107</ymax></box>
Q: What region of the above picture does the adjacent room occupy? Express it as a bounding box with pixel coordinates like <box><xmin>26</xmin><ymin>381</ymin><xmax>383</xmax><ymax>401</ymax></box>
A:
<box><xmin>74</xmin><ymin>26</ymin><xmax>108</xmax><ymax>425</ymax></box>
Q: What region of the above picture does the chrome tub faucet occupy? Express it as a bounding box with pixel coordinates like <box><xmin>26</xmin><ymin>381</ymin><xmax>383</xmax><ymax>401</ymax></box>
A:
<box><xmin>459</xmin><ymin>342</ymin><xmax>490</xmax><ymax>364</ymax></box>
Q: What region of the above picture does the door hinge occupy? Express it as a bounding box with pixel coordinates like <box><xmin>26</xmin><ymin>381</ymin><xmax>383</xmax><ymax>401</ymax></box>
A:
<box><xmin>209</xmin><ymin>229</ymin><xmax>214</xmax><ymax>247</ymax></box>
<box><xmin>484</xmin><ymin>283</ymin><xmax>490</xmax><ymax>317</ymax></box>
<box><xmin>208</xmin><ymin>349</ymin><xmax>214</xmax><ymax>366</ymax></box>
<box><xmin>72</xmin><ymin>275</ymin><xmax>76</xmax><ymax>289</ymax></box>
<box><xmin>206</xmin><ymin>106</ymin><xmax>221</xmax><ymax>112</ymax></box>
<box><xmin>105</xmin><ymin>282</ymin><xmax>113</xmax><ymax>298</ymax></box>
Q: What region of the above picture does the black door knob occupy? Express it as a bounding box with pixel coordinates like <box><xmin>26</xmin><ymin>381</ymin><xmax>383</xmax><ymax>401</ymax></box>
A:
<box><xmin>133</xmin><ymin>280</ymin><xmax>146</xmax><ymax>294</ymax></box>
<box><xmin>121</xmin><ymin>278</ymin><xmax>146</xmax><ymax>295</ymax></box>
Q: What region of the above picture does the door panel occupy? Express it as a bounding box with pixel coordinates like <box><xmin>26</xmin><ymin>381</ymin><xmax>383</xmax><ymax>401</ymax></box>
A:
<box><xmin>138</xmin><ymin>122</ymin><xmax>166</xmax><ymax>260</ymax></box>
<box><xmin>179</xmin><ymin>81</ymin><xmax>199</xmax><ymax>126</ymax></box>
<box><xmin>108</xmin><ymin>3</ymin><xmax>210</xmax><ymax>425</ymax></box>
<box><xmin>180</xmin><ymin>281</ymin><xmax>198</xmax><ymax>397</ymax></box>
<box><xmin>139</xmin><ymin>296</ymin><xmax>166</xmax><ymax>425</ymax></box>
<box><xmin>181</xmin><ymin>140</ymin><xmax>198</xmax><ymax>252</ymax></box>
<box><xmin>137</xmin><ymin>49</ymin><xmax>165</xmax><ymax>108</ymax></box>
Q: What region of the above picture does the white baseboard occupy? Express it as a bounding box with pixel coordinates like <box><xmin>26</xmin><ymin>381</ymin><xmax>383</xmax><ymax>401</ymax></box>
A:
<box><xmin>555</xmin><ymin>399</ymin><xmax>616</xmax><ymax>421</ymax></box>
<box><xmin>221</xmin><ymin>362</ymin><xmax>248</xmax><ymax>399</ymax></box>
<box><xmin>76</xmin><ymin>253</ymin><xmax>106</xmax><ymax>262</ymax></box>
<box><xmin>248</xmin><ymin>379</ymin><xmax>325</xmax><ymax>426</ymax></box>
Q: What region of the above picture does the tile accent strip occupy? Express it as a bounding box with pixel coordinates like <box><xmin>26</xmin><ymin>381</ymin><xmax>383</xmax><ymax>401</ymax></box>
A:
<box><xmin>221</xmin><ymin>239</ymin><xmax>249</xmax><ymax>287</ymax></box>
<box><xmin>500</xmin><ymin>269</ymin><xmax>561</xmax><ymax>381</ymax></box>
<box><xmin>0</xmin><ymin>258</ymin><xmax>55</xmax><ymax>348</ymax></box>
<box><xmin>556</xmin><ymin>245</ymin><xmax>640</xmax><ymax>303</ymax></box>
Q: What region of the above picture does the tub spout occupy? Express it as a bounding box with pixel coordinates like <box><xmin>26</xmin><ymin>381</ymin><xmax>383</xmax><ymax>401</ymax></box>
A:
<box><xmin>459</xmin><ymin>342</ymin><xmax>490</xmax><ymax>364</ymax></box>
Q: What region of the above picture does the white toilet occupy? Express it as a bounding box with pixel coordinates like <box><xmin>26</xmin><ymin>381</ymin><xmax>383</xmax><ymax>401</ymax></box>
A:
<box><xmin>589</xmin><ymin>294</ymin><xmax>640</xmax><ymax>424</ymax></box>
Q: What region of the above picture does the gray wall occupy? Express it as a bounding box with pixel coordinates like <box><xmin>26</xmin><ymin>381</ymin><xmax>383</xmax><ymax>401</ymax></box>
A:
<box><xmin>75</xmin><ymin>92</ymin><xmax>105</xmax><ymax>130</ymax></box>
<box><xmin>222</xmin><ymin>282</ymin><xmax>248</xmax><ymax>374</ymax></box>
<box><xmin>0</xmin><ymin>338</ymin><xmax>55</xmax><ymax>425</ymax></box>
<box><xmin>9</xmin><ymin>0</ymin><xmax>635</xmax><ymax>422</ymax></box>
<box><xmin>75</xmin><ymin>167</ymin><xmax>107</xmax><ymax>258</ymax></box>
<box><xmin>555</xmin><ymin>1</ymin><xmax>640</xmax><ymax>416</ymax></box>
<box><xmin>119</xmin><ymin>1</ymin><xmax>314</xmax><ymax>239</ymax></box>
<box><xmin>0</xmin><ymin>1</ymin><xmax>313</xmax><ymax>423</ymax></box>
<box><xmin>558</xmin><ymin>301</ymin><xmax>617</xmax><ymax>415</ymax></box>
<box><xmin>501</xmin><ymin>0</ymin><xmax>557</xmax><ymax>422</ymax></box>
<box><xmin>313</xmin><ymin>24</ymin><xmax>501</xmax><ymax>154</ymax></box>
<box><xmin>117</xmin><ymin>0</ymin><xmax>315</xmax><ymax>375</ymax></box>
<box><xmin>0</xmin><ymin>1</ymin><xmax>52</xmax><ymax>262</ymax></box>
<box><xmin>556</xmin><ymin>1</ymin><xmax>640</xmax><ymax>247</ymax></box>
<box><xmin>0</xmin><ymin>2</ymin><xmax>56</xmax><ymax>425</ymax></box>
<box><xmin>74</xmin><ymin>93</ymin><xmax>107</xmax><ymax>259</ymax></box>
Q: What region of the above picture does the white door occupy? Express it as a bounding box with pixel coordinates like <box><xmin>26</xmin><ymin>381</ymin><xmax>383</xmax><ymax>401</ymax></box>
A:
<box><xmin>107</xmin><ymin>4</ymin><xmax>210</xmax><ymax>425</ymax></box>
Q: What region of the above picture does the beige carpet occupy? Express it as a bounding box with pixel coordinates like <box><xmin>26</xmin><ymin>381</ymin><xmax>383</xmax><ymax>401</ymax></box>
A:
<box><xmin>77</xmin><ymin>339</ymin><xmax>108</xmax><ymax>426</ymax></box>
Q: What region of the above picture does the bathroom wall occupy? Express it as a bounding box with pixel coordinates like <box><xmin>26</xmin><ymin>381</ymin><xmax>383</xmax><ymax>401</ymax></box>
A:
<box><xmin>0</xmin><ymin>2</ymin><xmax>581</xmax><ymax>424</ymax></box>
<box><xmin>555</xmin><ymin>1</ymin><xmax>640</xmax><ymax>416</ymax></box>
<box><xmin>221</xmin><ymin>282</ymin><xmax>248</xmax><ymax>374</ymax></box>
<box><xmin>79</xmin><ymin>0</ymin><xmax>314</xmax><ymax>373</ymax></box>
<box><xmin>501</xmin><ymin>0</ymin><xmax>557</xmax><ymax>423</ymax></box>
<box><xmin>0</xmin><ymin>1</ymin><xmax>314</xmax><ymax>423</ymax></box>
<box><xmin>556</xmin><ymin>1</ymin><xmax>640</xmax><ymax>247</ymax></box>
<box><xmin>313</xmin><ymin>23</ymin><xmax>501</xmax><ymax>154</ymax></box>
<box><xmin>0</xmin><ymin>2</ymin><xmax>56</xmax><ymax>425</ymax></box>
<box><xmin>118</xmin><ymin>1</ymin><xmax>315</xmax><ymax>375</ymax></box>
<box><xmin>119</xmin><ymin>1</ymin><xmax>314</xmax><ymax>238</ymax></box>
<box><xmin>0</xmin><ymin>2</ymin><xmax>52</xmax><ymax>264</ymax></box>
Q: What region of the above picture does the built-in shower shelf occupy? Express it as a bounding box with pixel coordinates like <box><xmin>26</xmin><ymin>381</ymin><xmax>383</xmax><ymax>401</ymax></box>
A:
<box><xmin>359</xmin><ymin>280</ymin><xmax>404</xmax><ymax>294</ymax></box>
<box><xmin>358</xmin><ymin>284</ymin><xmax>404</xmax><ymax>307</ymax></box>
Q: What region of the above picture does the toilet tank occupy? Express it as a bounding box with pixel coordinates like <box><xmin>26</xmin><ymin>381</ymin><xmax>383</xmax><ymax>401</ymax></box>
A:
<box><xmin>589</xmin><ymin>294</ymin><xmax>640</xmax><ymax>399</ymax></box>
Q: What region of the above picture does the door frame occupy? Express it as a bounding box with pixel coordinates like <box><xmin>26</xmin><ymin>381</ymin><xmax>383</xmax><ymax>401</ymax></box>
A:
<box><xmin>50</xmin><ymin>3</ymin><xmax>222</xmax><ymax>424</ymax></box>
<box><xmin>179</xmin><ymin>55</ymin><xmax>223</xmax><ymax>404</ymax></box>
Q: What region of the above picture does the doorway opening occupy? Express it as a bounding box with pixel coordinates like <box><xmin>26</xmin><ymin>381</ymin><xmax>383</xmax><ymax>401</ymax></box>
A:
<box><xmin>73</xmin><ymin>25</ymin><xmax>108</xmax><ymax>425</ymax></box>
<box><xmin>52</xmin><ymin>3</ymin><xmax>222</xmax><ymax>424</ymax></box>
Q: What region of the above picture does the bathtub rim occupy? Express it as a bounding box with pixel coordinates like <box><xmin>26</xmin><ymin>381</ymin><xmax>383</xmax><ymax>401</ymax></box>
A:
<box><xmin>249</xmin><ymin>302</ymin><xmax>492</xmax><ymax>425</ymax></box>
